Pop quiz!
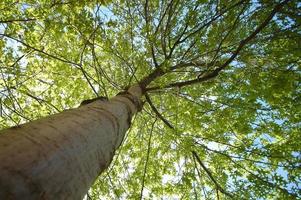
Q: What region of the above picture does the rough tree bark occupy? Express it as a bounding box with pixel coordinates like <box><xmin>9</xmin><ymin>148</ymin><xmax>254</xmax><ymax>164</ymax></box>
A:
<box><xmin>0</xmin><ymin>85</ymin><xmax>142</xmax><ymax>200</ymax></box>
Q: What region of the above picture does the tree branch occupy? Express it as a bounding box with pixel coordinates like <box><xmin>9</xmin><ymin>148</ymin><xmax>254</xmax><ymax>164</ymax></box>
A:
<box><xmin>192</xmin><ymin>151</ymin><xmax>234</xmax><ymax>199</ymax></box>
<box><xmin>0</xmin><ymin>18</ymin><xmax>36</xmax><ymax>23</ymax></box>
<box><xmin>145</xmin><ymin>93</ymin><xmax>174</xmax><ymax>129</ymax></box>
<box><xmin>139</xmin><ymin>119</ymin><xmax>156</xmax><ymax>200</ymax></box>
<box><xmin>209</xmin><ymin>0</ymin><xmax>291</xmax><ymax>77</ymax></box>
<box><xmin>0</xmin><ymin>34</ymin><xmax>79</xmax><ymax>66</ymax></box>
<box><xmin>174</xmin><ymin>0</ymin><xmax>247</xmax><ymax>49</ymax></box>
<box><xmin>146</xmin><ymin>0</ymin><xmax>290</xmax><ymax>91</ymax></box>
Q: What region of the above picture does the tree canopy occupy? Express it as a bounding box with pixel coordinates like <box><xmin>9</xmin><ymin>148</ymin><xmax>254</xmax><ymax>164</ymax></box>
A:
<box><xmin>0</xmin><ymin>0</ymin><xmax>300</xmax><ymax>199</ymax></box>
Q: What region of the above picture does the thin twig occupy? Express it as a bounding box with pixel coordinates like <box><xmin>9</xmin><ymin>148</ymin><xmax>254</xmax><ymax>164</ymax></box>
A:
<box><xmin>139</xmin><ymin>119</ymin><xmax>157</xmax><ymax>200</ymax></box>
<box><xmin>145</xmin><ymin>93</ymin><xmax>174</xmax><ymax>129</ymax></box>
<box><xmin>192</xmin><ymin>151</ymin><xmax>234</xmax><ymax>199</ymax></box>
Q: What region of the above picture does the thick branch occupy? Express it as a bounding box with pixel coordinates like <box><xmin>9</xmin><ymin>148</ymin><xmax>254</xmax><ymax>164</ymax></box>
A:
<box><xmin>138</xmin><ymin>67</ymin><xmax>165</xmax><ymax>91</ymax></box>
<box><xmin>0</xmin><ymin>18</ymin><xmax>36</xmax><ymax>23</ymax></box>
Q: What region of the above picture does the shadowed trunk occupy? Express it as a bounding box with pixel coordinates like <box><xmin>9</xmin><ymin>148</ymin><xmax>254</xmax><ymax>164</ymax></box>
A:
<box><xmin>0</xmin><ymin>86</ymin><xmax>142</xmax><ymax>200</ymax></box>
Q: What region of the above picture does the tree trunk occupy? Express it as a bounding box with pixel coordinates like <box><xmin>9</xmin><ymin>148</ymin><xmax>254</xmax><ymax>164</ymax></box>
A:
<box><xmin>0</xmin><ymin>86</ymin><xmax>142</xmax><ymax>200</ymax></box>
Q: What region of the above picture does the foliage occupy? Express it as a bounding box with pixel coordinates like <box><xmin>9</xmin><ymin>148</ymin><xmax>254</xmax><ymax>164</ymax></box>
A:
<box><xmin>0</xmin><ymin>0</ymin><xmax>300</xmax><ymax>199</ymax></box>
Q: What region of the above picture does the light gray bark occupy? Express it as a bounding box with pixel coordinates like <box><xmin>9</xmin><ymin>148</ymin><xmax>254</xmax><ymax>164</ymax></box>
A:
<box><xmin>0</xmin><ymin>86</ymin><xmax>142</xmax><ymax>200</ymax></box>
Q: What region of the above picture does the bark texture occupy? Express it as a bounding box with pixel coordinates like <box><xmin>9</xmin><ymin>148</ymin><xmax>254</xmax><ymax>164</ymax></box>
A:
<box><xmin>0</xmin><ymin>86</ymin><xmax>142</xmax><ymax>200</ymax></box>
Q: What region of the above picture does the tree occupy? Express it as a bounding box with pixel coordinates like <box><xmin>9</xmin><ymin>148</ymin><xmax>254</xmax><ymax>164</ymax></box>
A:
<box><xmin>0</xmin><ymin>0</ymin><xmax>300</xmax><ymax>199</ymax></box>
